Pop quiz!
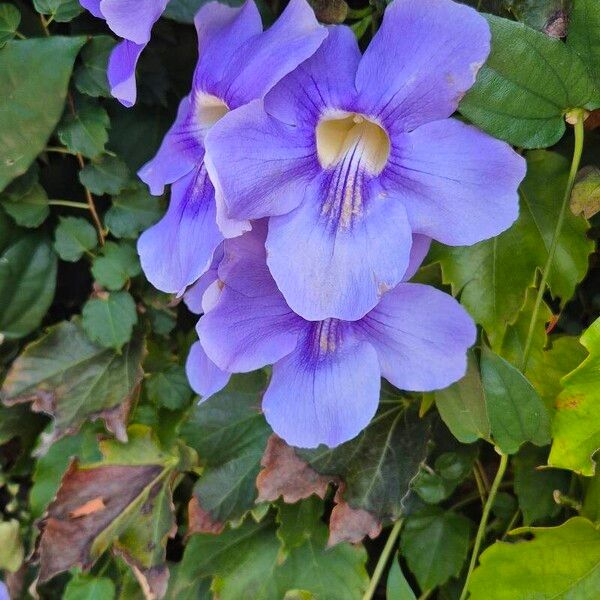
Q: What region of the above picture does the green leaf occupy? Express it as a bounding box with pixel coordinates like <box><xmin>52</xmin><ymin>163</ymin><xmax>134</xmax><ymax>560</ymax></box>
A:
<box><xmin>33</xmin><ymin>0</ymin><xmax>83</xmax><ymax>21</ymax></box>
<box><xmin>1</xmin><ymin>181</ymin><xmax>49</xmax><ymax>227</ymax></box>
<box><xmin>64</xmin><ymin>574</ymin><xmax>116</xmax><ymax>600</ymax></box>
<box><xmin>481</xmin><ymin>346</ymin><xmax>551</xmax><ymax>454</ymax></box>
<box><xmin>79</xmin><ymin>156</ymin><xmax>130</xmax><ymax>196</ymax></box>
<box><xmin>180</xmin><ymin>372</ymin><xmax>271</xmax><ymax>529</ymax></box>
<box><xmin>0</xmin><ymin>211</ymin><xmax>57</xmax><ymax>340</ymax></box>
<box><xmin>567</xmin><ymin>0</ymin><xmax>600</xmax><ymax>92</ymax></box>
<box><xmin>0</xmin><ymin>4</ymin><xmax>20</xmax><ymax>48</ymax></box>
<box><xmin>400</xmin><ymin>508</ymin><xmax>471</xmax><ymax>591</ymax></box>
<box><xmin>82</xmin><ymin>290</ymin><xmax>138</xmax><ymax>350</ymax></box>
<box><xmin>0</xmin><ymin>36</ymin><xmax>86</xmax><ymax>190</ymax></box>
<box><xmin>504</xmin><ymin>0</ymin><xmax>570</xmax><ymax>32</ymax></box>
<box><xmin>298</xmin><ymin>405</ymin><xmax>432</xmax><ymax>522</ymax></box>
<box><xmin>549</xmin><ymin>317</ymin><xmax>600</xmax><ymax>475</ymax></box>
<box><xmin>0</xmin><ymin>520</ymin><xmax>24</xmax><ymax>573</ymax></box>
<box><xmin>513</xmin><ymin>444</ymin><xmax>570</xmax><ymax>525</ymax></box>
<box><xmin>105</xmin><ymin>183</ymin><xmax>163</xmax><ymax>239</ymax></box>
<box><xmin>145</xmin><ymin>364</ymin><xmax>192</xmax><ymax>411</ymax></box>
<box><xmin>91</xmin><ymin>241</ymin><xmax>141</xmax><ymax>291</ymax></box>
<box><xmin>74</xmin><ymin>36</ymin><xmax>117</xmax><ymax>98</ymax></box>
<box><xmin>435</xmin><ymin>350</ymin><xmax>491</xmax><ymax>444</ymax></box>
<box><xmin>164</xmin><ymin>0</ymin><xmax>243</xmax><ymax>23</ymax></box>
<box><xmin>1</xmin><ymin>320</ymin><xmax>145</xmax><ymax>450</ymax></box>
<box><xmin>387</xmin><ymin>554</ymin><xmax>417</xmax><ymax>600</ymax></box>
<box><xmin>54</xmin><ymin>216</ymin><xmax>98</xmax><ymax>262</ymax></box>
<box><xmin>432</xmin><ymin>150</ymin><xmax>593</xmax><ymax>345</ymax></box>
<box><xmin>276</xmin><ymin>496</ymin><xmax>324</xmax><ymax>551</ymax></box>
<box><xmin>459</xmin><ymin>15</ymin><xmax>595</xmax><ymax>147</ymax></box>
<box><xmin>469</xmin><ymin>517</ymin><xmax>600</xmax><ymax>599</ymax></box>
<box><xmin>570</xmin><ymin>166</ymin><xmax>600</xmax><ymax>219</ymax></box>
<box><xmin>58</xmin><ymin>97</ymin><xmax>110</xmax><ymax>159</ymax></box>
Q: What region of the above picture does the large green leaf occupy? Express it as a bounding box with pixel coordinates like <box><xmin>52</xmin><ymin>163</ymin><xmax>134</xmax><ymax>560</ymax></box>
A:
<box><xmin>64</xmin><ymin>574</ymin><xmax>116</xmax><ymax>600</ymax></box>
<box><xmin>1</xmin><ymin>320</ymin><xmax>145</xmax><ymax>450</ymax></box>
<box><xmin>0</xmin><ymin>37</ymin><xmax>85</xmax><ymax>190</ymax></box>
<box><xmin>567</xmin><ymin>0</ymin><xmax>600</xmax><ymax>91</ymax></box>
<box><xmin>180</xmin><ymin>372</ymin><xmax>271</xmax><ymax>530</ymax></box>
<box><xmin>432</xmin><ymin>150</ymin><xmax>593</xmax><ymax>345</ymax></box>
<box><xmin>0</xmin><ymin>210</ymin><xmax>57</xmax><ymax>340</ymax></box>
<box><xmin>469</xmin><ymin>518</ymin><xmax>600</xmax><ymax>599</ymax></box>
<box><xmin>298</xmin><ymin>404</ymin><xmax>432</xmax><ymax>522</ymax></box>
<box><xmin>459</xmin><ymin>15</ymin><xmax>595</xmax><ymax>147</ymax></box>
<box><xmin>549</xmin><ymin>317</ymin><xmax>600</xmax><ymax>475</ymax></box>
<box><xmin>74</xmin><ymin>36</ymin><xmax>116</xmax><ymax>98</ymax></box>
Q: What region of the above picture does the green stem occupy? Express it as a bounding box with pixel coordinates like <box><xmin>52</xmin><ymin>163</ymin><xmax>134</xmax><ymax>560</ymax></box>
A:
<box><xmin>362</xmin><ymin>519</ymin><xmax>403</xmax><ymax>600</ymax></box>
<box><xmin>459</xmin><ymin>452</ymin><xmax>509</xmax><ymax>600</ymax></box>
<box><xmin>15</xmin><ymin>31</ymin><xmax>26</xmax><ymax>40</ymax></box>
<box><xmin>48</xmin><ymin>200</ymin><xmax>90</xmax><ymax>210</ymax></box>
<box><xmin>347</xmin><ymin>6</ymin><xmax>372</xmax><ymax>19</ymax></box>
<box><xmin>520</xmin><ymin>111</ymin><xmax>585</xmax><ymax>372</ymax></box>
<box><xmin>45</xmin><ymin>145</ymin><xmax>75</xmax><ymax>155</ymax></box>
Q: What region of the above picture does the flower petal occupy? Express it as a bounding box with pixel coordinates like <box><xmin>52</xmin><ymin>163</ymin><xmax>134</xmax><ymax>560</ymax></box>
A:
<box><xmin>138</xmin><ymin>96</ymin><xmax>204</xmax><ymax>195</ymax></box>
<box><xmin>107</xmin><ymin>39</ymin><xmax>145</xmax><ymax>108</ymax></box>
<box><xmin>264</xmin><ymin>24</ymin><xmax>361</xmax><ymax>126</ymax></box>
<box><xmin>198</xmin><ymin>228</ymin><xmax>303</xmax><ymax>372</ymax></box>
<box><xmin>186</xmin><ymin>341</ymin><xmax>231</xmax><ymax>399</ymax></box>
<box><xmin>263</xmin><ymin>325</ymin><xmax>381</xmax><ymax>448</ymax></box>
<box><xmin>204</xmin><ymin>99</ymin><xmax>317</xmax><ymax>221</ymax></box>
<box><xmin>183</xmin><ymin>244</ymin><xmax>224</xmax><ymax>314</ymax></box>
<box><xmin>267</xmin><ymin>175</ymin><xmax>413</xmax><ymax>321</ymax></box>
<box><xmin>100</xmin><ymin>0</ymin><xmax>168</xmax><ymax>44</ymax></box>
<box><xmin>403</xmin><ymin>234</ymin><xmax>431</xmax><ymax>281</ymax></box>
<box><xmin>137</xmin><ymin>166</ymin><xmax>223</xmax><ymax>294</ymax></box>
<box><xmin>356</xmin><ymin>283</ymin><xmax>476</xmax><ymax>391</ymax></box>
<box><xmin>218</xmin><ymin>0</ymin><xmax>327</xmax><ymax>108</ymax></box>
<box><xmin>355</xmin><ymin>0</ymin><xmax>490</xmax><ymax>131</ymax></box>
<box><xmin>80</xmin><ymin>0</ymin><xmax>103</xmax><ymax>18</ymax></box>
<box><xmin>384</xmin><ymin>118</ymin><xmax>525</xmax><ymax>245</ymax></box>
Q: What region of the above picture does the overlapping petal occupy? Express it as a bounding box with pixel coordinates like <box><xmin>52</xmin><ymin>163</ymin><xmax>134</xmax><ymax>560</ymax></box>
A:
<box><xmin>100</xmin><ymin>0</ymin><xmax>169</xmax><ymax>45</ymax></box>
<box><xmin>107</xmin><ymin>40</ymin><xmax>145</xmax><ymax>107</ymax></box>
<box><xmin>186</xmin><ymin>341</ymin><xmax>231</xmax><ymax>399</ymax></box>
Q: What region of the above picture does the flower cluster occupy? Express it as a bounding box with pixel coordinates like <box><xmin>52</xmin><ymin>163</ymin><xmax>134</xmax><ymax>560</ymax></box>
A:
<box><xmin>136</xmin><ymin>0</ymin><xmax>526</xmax><ymax>448</ymax></box>
<box><xmin>80</xmin><ymin>0</ymin><xmax>171</xmax><ymax>106</ymax></box>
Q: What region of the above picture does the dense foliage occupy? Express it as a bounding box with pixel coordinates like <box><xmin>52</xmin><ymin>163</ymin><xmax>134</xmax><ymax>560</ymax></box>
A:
<box><xmin>0</xmin><ymin>0</ymin><xmax>600</xmax><ymax>599</ymax></box>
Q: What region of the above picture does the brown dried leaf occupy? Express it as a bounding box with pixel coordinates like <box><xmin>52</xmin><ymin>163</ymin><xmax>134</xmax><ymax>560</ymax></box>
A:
<box><xmin>69</xmin><ymin>497</ymin><xmax>106</xmax><ymax>518</ymax></box>
<box><xmin>187</xmin><ymin>496</ymin><xmax>224</xmax><ymax>536</ymax></box>
<box><xmin>256</xmin><ymin>435</ymin><xmax>334</xmax><ymax>503</ymax></box>
<box><xmin>328</xmin><ymin>488</ymin><xmax>382</xmax><ymax>547</ymax></box>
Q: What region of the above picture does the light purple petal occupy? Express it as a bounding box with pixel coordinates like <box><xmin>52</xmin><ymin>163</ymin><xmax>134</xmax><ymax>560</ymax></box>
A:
<box><xmin>137</xmin><ymin>166</ymin><xmax>223</xmax><ymax>294</ymax></box>
<box><xmin>267</xmin><ymin>176</ymin><xmax>413</xmax><ymax>321</ymax></box>
<box><xmin>198</xmin><ymin>228</ymin><xmax>303</xmax><ymax>372</ymax></box>
<box><xmin>138</xmin><ymin>96</ymin><xmax>204</xmax><ymax>195</ymax></box>
<box><xmin>384</xmin><ymin>118</ymin><xmax>525</xmax><ymax>245</ymax></box>
<box><xmin>204</xmin><ymin>100</ymin><xmax>317</xmax><ymax>221</ymax></box>
<box><xmin>100</xmin><ymin>0</ymin><xmax>169</xmax><ymax>44</ymax></box>
<box><xmin>355</xmin><ymin>0</ymin><xmax>490</xmax><ymax>132</ymax></box>
<box><xmin>263</xmin><ymin>324</ymin><xmax>381</xmax><ymax>448</ymax></box>
<box><xmin>186</xmin><ymin>341</ymin><xmax>231</xmax><ymax>399</ymax></box>
<box><xmin>403</xmin><ymin>234</ymin><xmax>432</xmax><ymax>281</ymax></box>
<box><xmin>356</xmin><ymin>283</ymin><xmax>476</xmax><ymax>391</ymax></box>
<box><xmin>107</xmin><ymin>39</ymin><xmax>145</xmax><ymax>108</ymax></box>
<box><xmin>183</xmin><ymin>244</ymin><xmax>224</xmax><ymax>314</ymax></box>
<box><xmin>217</xmin><ymin>0</ymin><xmax>327</xmax><ymax>109</ymax></box>
<box><xmin>80</xmin><ymin>0</ymin><xmax>103</xmax><ymax>18</ymax></box>
<box><xmin>264</xmin><ymin>25</ymin><xmax>360</xmax><ymax>126</ymax></box>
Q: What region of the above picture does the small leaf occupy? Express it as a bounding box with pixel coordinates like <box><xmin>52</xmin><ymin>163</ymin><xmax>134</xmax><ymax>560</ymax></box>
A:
<box><xmin>1</xmin><ymin>181</ymin><xmax>49</xmax><ymax>228</ymax></box>
<box><xmin>64</xmin><ymin>574</ymin><xmax>116</xmax><ymax>600</ymax></box>
<box><xmin>0</xmin><ymin>4</ymin><xmax>20</xmax><ymax>48</ymax></box>
<box><xmin>0</xmin><ymin>36</ymin><xmax>86</xmax><ymax>190</ymax></box>
<box><xmin>79</xmin><ymin>156</ymin><xmax>130</xmax><ymax>196</ymax></box>
<box><xmin>0</xmin><ymin>520</ymin><xmax>24</xmax><ymax>573</ymax></box>
<box><xmin>481</xmin><ymin>346</ymin><xmax>551</xmax><ymax>455</ymax></box>
<box><xmin>459</xmin><ymin>15</ymin><xmax>595</xmax><ymax>148</ymax></box>
<box><xmin>387</xmin><ymin>554</ymin><xmax>417</xmax><ymax>600</ymax></box>
<box><xmin>54</xmin><ymin>216</ymin><xmax>98</xmax><ymax>262</ymax></box>
<box><xmin>91</xmin><ymin>241</ymin><xmax>140</xmax><ymax>291</ymax></box>
<box><xmin>74</xmin><ymin>36</ymin><xmax>117</xmax><ymax>98</ymax></box>
<box><xmin>571</xmin><ymin>166</ymin><xmax>600</xmax><ymax>219</ymax></box>
<box><xmin>549</xmin><ymin>317</ymin><xmax>600</xmax><ymax>475</ymax></box>
<box><xmin>33</xmin><ymin>0</ymin><xmax>83</xmax><ymax>22</ymax></box>
<box><xmin>469</xmin><ymin>517</ymin><xmax>600</xmax><ymax>599</ymax></box>
<box><xmin>105</xmin><ymin>183</ymin><xmax>163</xmax><ymax>239</ymax></box>
<box><xmin>82</xmin><ymin>290</ymin><xmax>138</xmax><ymax>350</ymax></box>
<box><xmin>146</xmin><ymin>364</ymin><xmax>192</xmax><ymax>410</ymax></box>
<box><xmin>1</xmin><ymin>319</ymin><xmax>145</xmax><ymax>451</ymax></box>
<box><xmin>400</xmin><ymin>508</ymin><xmax>471</xmax><ymax>591</ymax></box>
<box><xmin>567</xmin><ymin>0</ymin><xmax>600</xmax><ymax>92</ymax></box>
<box><xmin>58</xmin><ymin>97</ymin><xmax>110</xmax><ymax>159</ymax></box>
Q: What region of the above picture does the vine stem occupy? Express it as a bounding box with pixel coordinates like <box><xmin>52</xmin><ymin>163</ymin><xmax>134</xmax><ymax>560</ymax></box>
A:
<box><xmin>362</xmin><ymin>519</ymin><xmax>403</xmax><ymax>600</ymax></box>
<box><xmin>458</xmin><ymin>452</ymin><xmax>509</xmax><ymax>600</ymax></box>
<box><xmin>48</xmin><ymin>200</ymin><xmax>90</xmax><ymax>210</ymax></box>
<box><xmin>520</xmin><ymin>110</ymin><xmax>586</xmax><ymax>372</ymax></box>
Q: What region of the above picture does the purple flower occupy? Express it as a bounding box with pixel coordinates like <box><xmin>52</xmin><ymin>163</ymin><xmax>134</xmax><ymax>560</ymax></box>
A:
<box><xmin>186</xmin><ymin>223</ymin><xmax>475</xmax><ymax>448</ymax></box>
<box><xmin>80</xmin><ymin>0</ymin><xmax>170</xmax><ymax>106</ymax></box>
<box><xmin>205</xmin><ymin>0</ymin><xmax>527</xmax><ymax>321</ymax></box>
<box><xmin>0</xmin><ymin>581</ymin><xmax>8</xmax><ymax>600</ymax></box>
<box><xmin>136</xmin><ymin>0</ymin><xmax>326</xmax><ymax>295</ymax></box>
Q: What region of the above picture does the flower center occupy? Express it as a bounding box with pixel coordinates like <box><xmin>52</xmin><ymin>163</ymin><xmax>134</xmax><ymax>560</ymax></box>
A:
<box><xmin>315</xmin><ymin>112</ymin><xmax>390</xmax><ymax>175</ymax></box>
<box><xmin>309</xmin><ymin>318</ymin><xmax>343</xmax><ymax>357</ymax></box>
<box><xmin>195</xmin><ymin>93</ymin><xmax>229</xmax><ymax>131</ymax></box>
